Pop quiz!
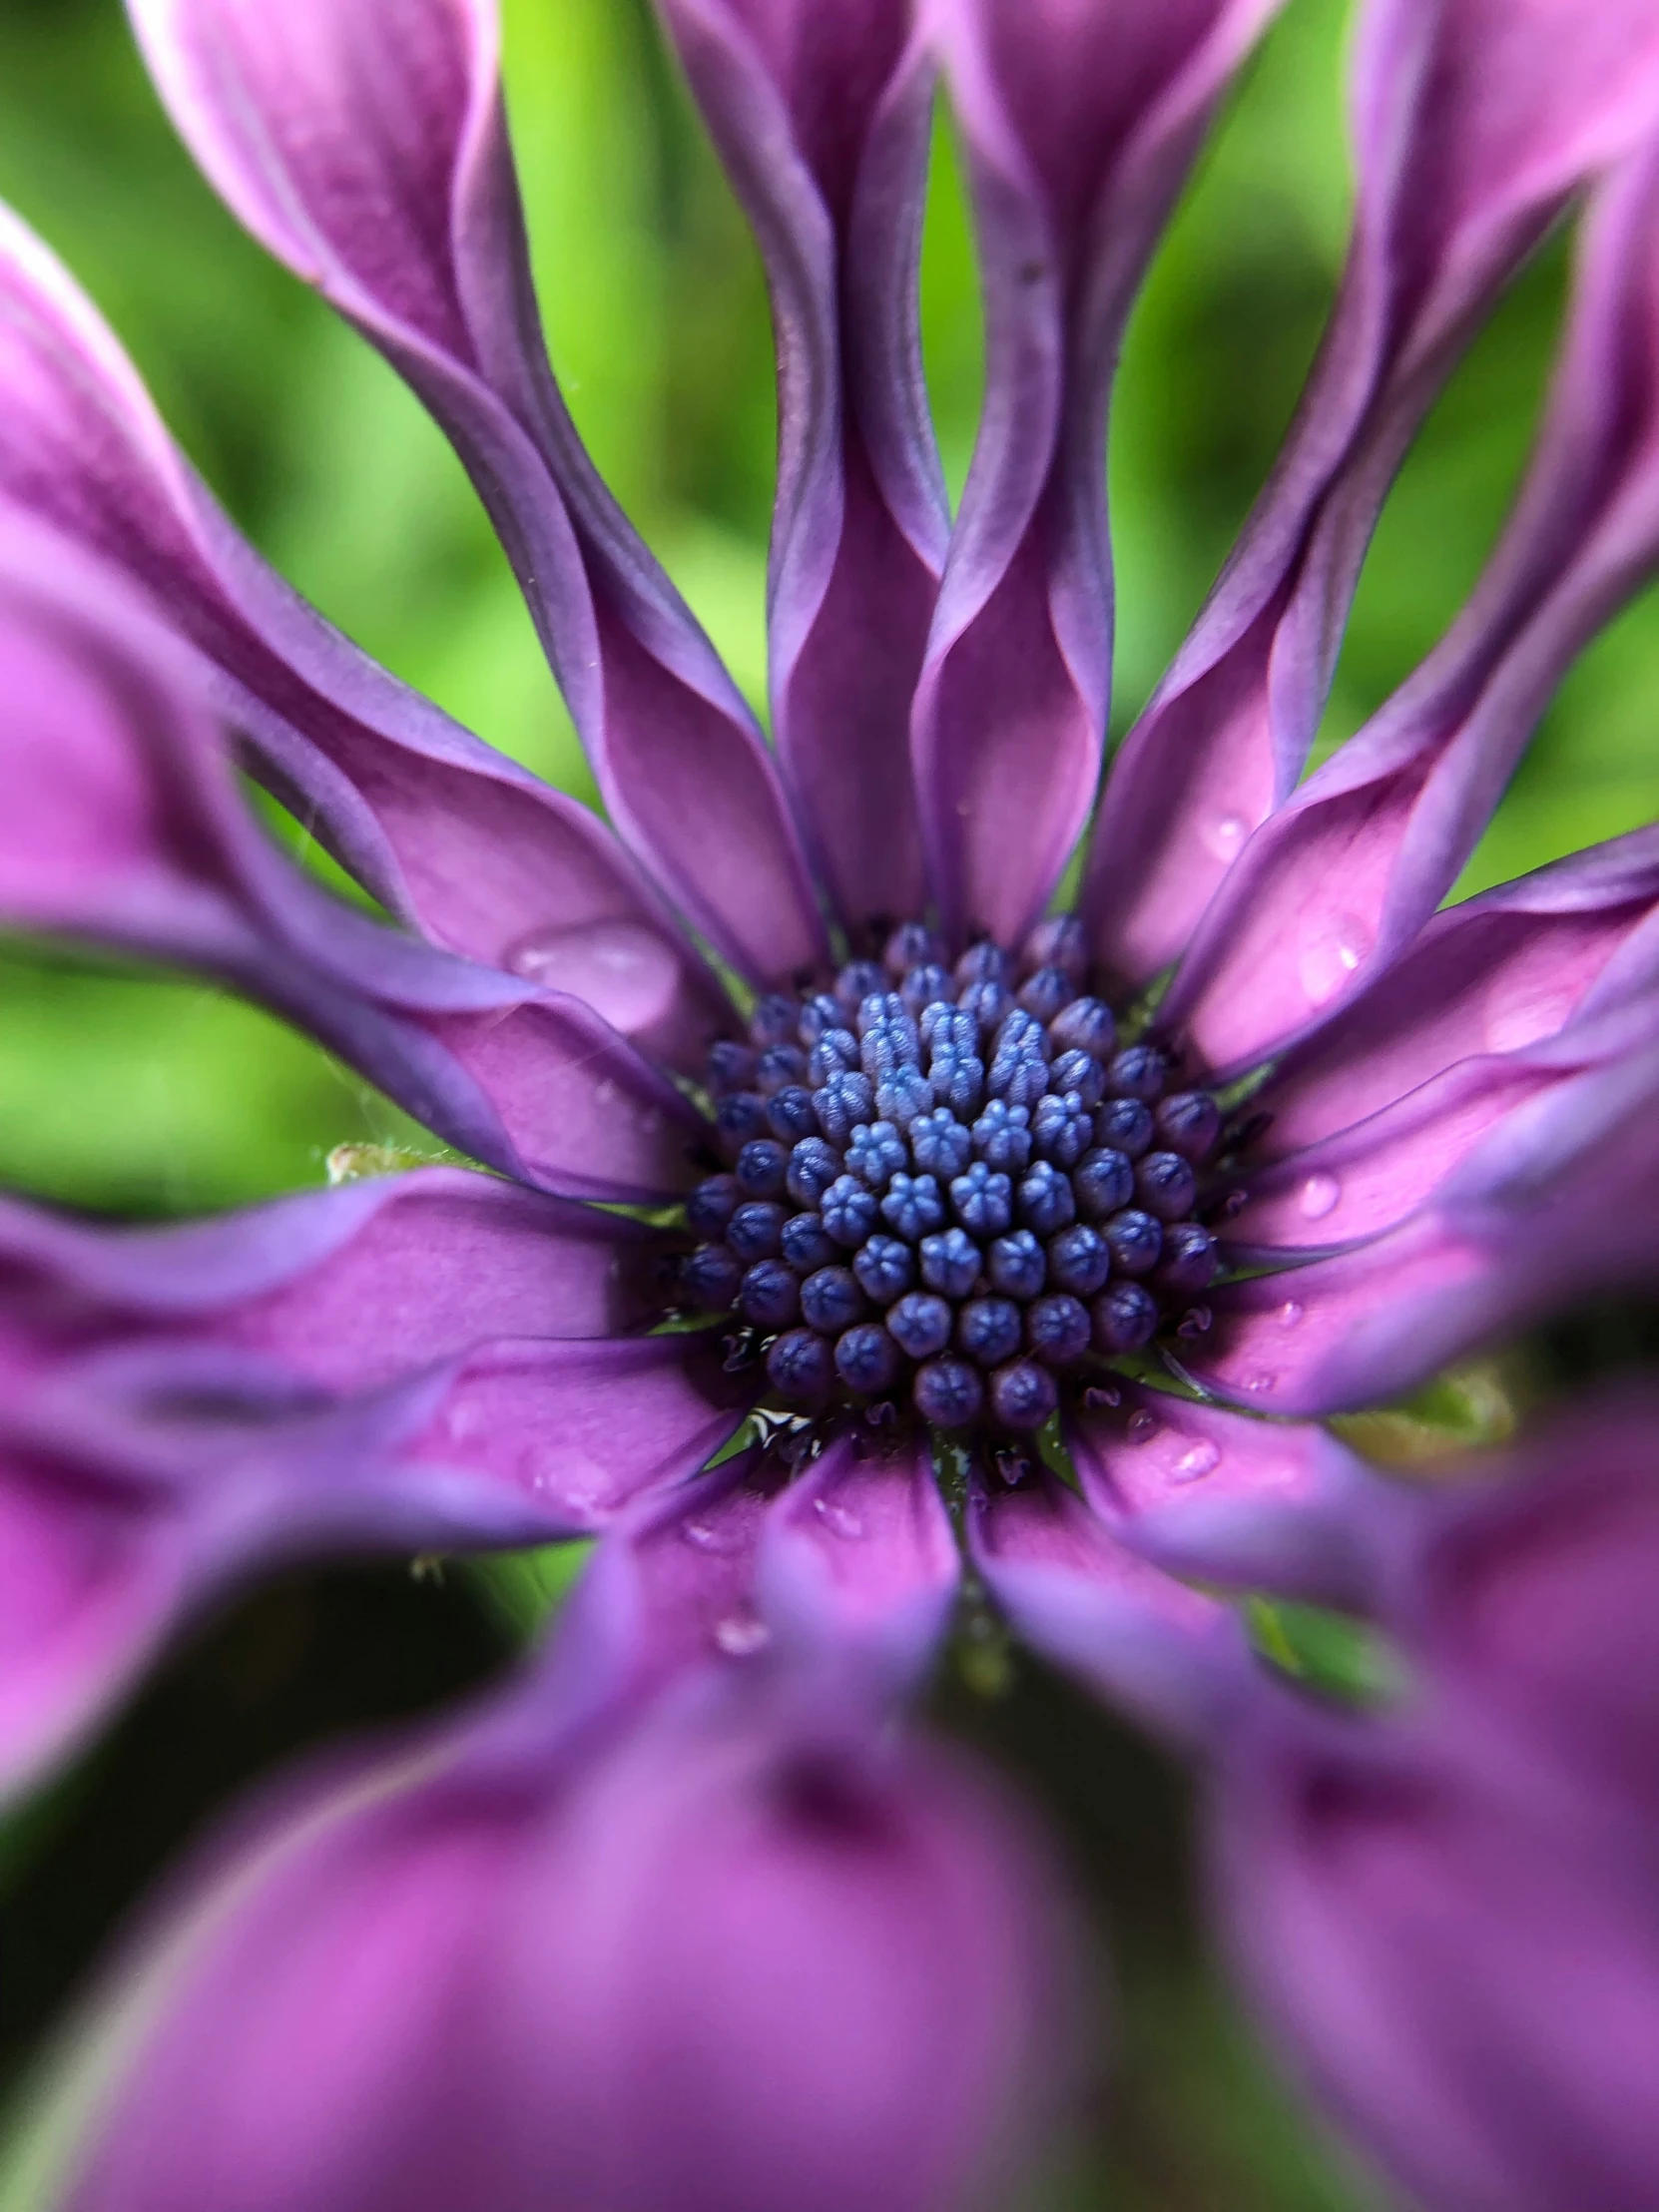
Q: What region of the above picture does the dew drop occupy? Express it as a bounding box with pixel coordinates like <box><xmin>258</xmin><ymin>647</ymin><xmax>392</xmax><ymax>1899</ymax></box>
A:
<box><xmin>1278</xmin><ymin>1299</ymin><xmax>1306</xmax><ymax>1330</ymax></box>
<box><xmin>812</xmin><ymin>1495</ymin><xmax>865</xmax><ymax>1540</ymax></box>
<box><xmin>1298</xmin><ymin>1171</ymin><xmax>1341</xmax><ymax>1221</ymax></box>
<box><xmin>506</xmin><ymin>919</ymin><xmax>682</xmax><ymax>1038</ymax></box>
<box><xmin>1298</xmin><ymin>912</ymin><xmax>1373</xmax><ymax>1007</ymax></box>
<box><xmin>1126</xmin><ymin>1408</ymin><xmax>1160</xmax><ymax>1444</ymax></box>
<box><xmin>681</xmin><ymin>1517</ymin><xmax>741</xmax><ymax>1555</ymax></box>
<box><xmin>1204</xmin><ymin>812</ymin><xmax>1250</xmax><ymax>860</ymax></box>
<box><xmin>1241</xmin><ymin>1372</ymin><xmax>1277</xmax><ymax>1394</ymax></box>
<box><xmin>518</xmin><ymin>1444</ymin><xmax>609</xmax><ymax>1511</ymax></box>
<box><xmin>1172</xmin><ymin>1439</ymin><xmax>1220</xmax><ymax>1482</ymax></box>
<box><xmin>714</xmin><ymin>1608</ymin><xmax>771</xmax><ymax>1658</ymax></box>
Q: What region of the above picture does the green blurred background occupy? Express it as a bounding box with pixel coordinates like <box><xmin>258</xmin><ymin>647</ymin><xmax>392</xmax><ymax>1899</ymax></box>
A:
<box><xmin>0</xmin><ymin>0</ymin><xmax>1654</xmax><ymax>2202</ymax></box>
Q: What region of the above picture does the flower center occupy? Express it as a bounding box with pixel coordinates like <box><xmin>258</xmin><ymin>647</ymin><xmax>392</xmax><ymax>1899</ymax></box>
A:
<box><xmin>678</xmin><ymin>918</ymin><xmax>1224</xmax><ymax>1442</ymax></box>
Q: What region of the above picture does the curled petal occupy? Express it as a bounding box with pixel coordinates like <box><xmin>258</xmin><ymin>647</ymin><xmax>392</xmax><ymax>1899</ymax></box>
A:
<box><xmin>756</xmin><ymin>1427</ymin><xmax>959</xmax><ymax>1695</ymax></box>
<box><xmin>967</xmin><ymin>1461</ymin><xmax>1246</xmax><ymax>1746</ymax></box>
<box><xmin>129</xmin><ymin>0</ymin><xmax>826</xmax><ymax>984</ymax></box>
<box><xmin>57</xmin><ymin>1671</ymin><xmax>1077</xmax><ymax>2212</ymax></box>
<box><xmin>0</xmin><ymin>201</ymin><xmax>723</xmax><ymax>1065</ymax></box>
<box><xmin>919</xmin><ymin>0</ymin><xmax>1283</xmax><ymax>944</ymax></box>
<box><xmin>661</xmin><ymin>0</ymin><xmax>946</xmax><ymax>932</ymax></box>
<box><xmin>0</xmin><ymin>514</ymin><xmax>709</xmax><ymax>1198</ymax></box>
<box><xmin>1067</xmin><ymin>1383</ymin><xmax>1392</xmax><ymax>1611</ymax></box>
<box><xmin>1088</xmin><ymin>0</ymin><xmax>1659</xmax><ymax>986</ymax></box>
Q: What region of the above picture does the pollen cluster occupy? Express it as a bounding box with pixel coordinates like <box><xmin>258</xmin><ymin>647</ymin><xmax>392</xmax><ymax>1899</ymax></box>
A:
<box><xmin>680</xmin><ymin>919</ymin><xmax>1224</xmax><ymax>1439</ymax></box>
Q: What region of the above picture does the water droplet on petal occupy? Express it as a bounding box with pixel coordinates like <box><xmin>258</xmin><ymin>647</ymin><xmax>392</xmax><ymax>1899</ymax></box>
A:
<box><xmin>1204</xmin><ymin>812</ymin><xmax>1250</xmax><ymax>860</ymax></box>
<box><xmin>1278</xmin><ymin>1299</ymin><xmax>1306</xmax><ymax>1330</ymax></box>
<box><xmin>1298</xmin><ymin>912</ymin><xmax>1373</xmax><ymax>1006</ymax></box>
<box><xmin>1241</xmin><ymin>1372</ymin><xmax>1277</xmax><ymax>1395</ymax></box>
<box><xmin>714</xmin><ymin>1608</ymin><xmax>771</xmax><ymax>1657</ymax></box>
<box><xmin>506</xmin><ymin>919</ymin><xmax>682</xmax><ymax>1039</ymax></box>
<box><xmin>1172</xmin><ymin>1439</ymin><xmax>1220</xmax><ymax>1482</ymax></box>
<box><xmin>1298</xmin><ymin>1171</ymin><xmax>1341</xmax><ymax>1221</ymax></box>
<box><xmin>812</xmin><ymin>1495</ymin><xmax>864</xmax><ymax>1540</ymax></box>
<box><xmin>681</xmin><ymin>1516</ymin><xmax>741</xmax><ymax>1555</ymax></box>
<box><xmin>518</xmin><ymin>1443</ymin><xmax>609</xmax><ymax>1511</ymax></box>
<box><xmin>1126</xmin><ymin>1409</ymin><xmax>1160</xmax><ymax>1444</ymax></box>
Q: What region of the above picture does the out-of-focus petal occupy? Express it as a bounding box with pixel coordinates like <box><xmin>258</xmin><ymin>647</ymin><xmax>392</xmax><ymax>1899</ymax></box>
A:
<box><xmin>0</xmin><ymin>201</ymin><xmax>725</xmax><ymax>1066</ymax></box>
<box><xmin>1067</xmin><ymin>1383</ymin><xmax>1389</xmax><ymax>1611</ymax></box>
<box><xmin>0</xmin><ymin>514</ymin><xmax>710</xmax><ymax>1199</ymax></box>
<box><xmin>128</xmin><ymin>0</ymin><xmax>827</xmax><ymax>985</ymax></box>
<box><xmin>58</xmin><ymin>1662</ymin><xmax>1077</xmax><ymax>2212</ymax></box>
<box><xmin>1088</xmin><ymin>0</ymin><xmax>1659</xmax><ymax>988</ymax></box>
<box><xmin>661</xmin><ymin>0</ymin><xmax>946</xmax><ymax>932</ymax></box>
<box><xmin>1215</xmin><ymin>1396</ymin><xmax>1659</xmax><ymax>2212</ymax></box>
<box><xmin>1161</xmin><ymin>143</ymin><xmax>1659</xmax><ymax>1071</ymax></box>
<box><xmin>967</xmin><ymin>1461</ymin><xmax>1245</xmax><ymax>1745</ymax></box>
<box><xmin>756</xmin><ymin>1427</ymin><xmax>959</xmax><ymax>1694</ymax></box>
<box><xmin>919</xmin><ymin>0</ymin><xmax>1282</xmax><ymax>945</ymax></box>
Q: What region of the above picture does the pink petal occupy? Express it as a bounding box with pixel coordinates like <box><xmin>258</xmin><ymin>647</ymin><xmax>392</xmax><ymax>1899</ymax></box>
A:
<box><xmin>129</xmin><ymin>0</ymin><xmax>826</xmax><ymax>984</ymax></box>
<box><xmin>1086</xmin><ymin>0</ymin><xmax>1659</xmax><ymax>987</ymax></box>
<box><xmin>919</xmin><ymin>0</ymin><xmax>1282</xmax><ymax>944</ymax></box>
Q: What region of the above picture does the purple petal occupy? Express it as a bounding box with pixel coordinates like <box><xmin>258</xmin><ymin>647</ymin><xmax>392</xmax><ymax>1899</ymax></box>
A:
<box><xmin>755</xmin><ymin>1427</ymin><xmax>959</xmax><ymax>1693</ymax></box>
<box><xmin>1248</xmin><ymin>827</ymin><xmax>1659</xmax><ymax>1158</ymax></box>
<box><xmin>1216</xmin><ymin>1692</ymin><xmax>1659</xmax><ymax>2212</ymax></box>
<box><xmin>1192</xmin><ymin>1032</ymin><xmax>1659</xmax><ymax>1411</ymax></box>
<box><xmin>918</xmin><ymin>0</ymin><xmax>1282</xmax><ymax>945</ymax></box>
<box><xmin>0</xmin><ymin>1427</ymin><xmax>182</xmax><ymax>1798</ymax></box>
<box><xmin>0</xmin><ymin>1170</ymin><xmax>667</xmax><ymax>1388</ymax></box>
<box><xmin>661</xmin><ymin>0</ymin><xmax>946</xmax><ymax>932</ymax></box>
<box><xmin>0</xmin><ymin>513</ymin><xmax>709</xmax><ymax>1198</ymax></box>
<box><xmin>61</xmin><ymin>1674</ymin><xmax>1075</xmax><ymax>2212</ymax></box>
<box><xmin>404</xmin><ymin>1335</ymin><xmax>756</xmax><ymax>1536</ymax></box>
<box><xmin>1086</xmin><ymin>0</ymin><xmax>1659</xmax><ymax>987</ymax></box>
<box><xmin>129</xmin><ymin>0</ymin><xmax>827</xmax><ymax>984</ymax></box>
<box><xmin>0</xmin><ymin>202</ymin><xmax>725</xmax><ymax>1066</ymax></box>
<box><xmin>1067</xmin><ymin>1384</ymin><xmax>1391</xmax><ymax>1611</ymax></box>
<box><xmin>967</xmin><ymin>1460</ymin><xmax>1246</xmax><ymax>1746</ymax></box>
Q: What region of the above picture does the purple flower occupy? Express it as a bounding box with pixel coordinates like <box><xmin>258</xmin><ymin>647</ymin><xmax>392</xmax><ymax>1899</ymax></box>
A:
<box><xmin>6</xmin><ymin>0</ymin><xmax>1659</xmax><ymax>2199</ymax></box>
<box><xmin>1211</xmin><ymin>1392</ymin><xmax>1659</xmax><ymax>2212</ymax></box>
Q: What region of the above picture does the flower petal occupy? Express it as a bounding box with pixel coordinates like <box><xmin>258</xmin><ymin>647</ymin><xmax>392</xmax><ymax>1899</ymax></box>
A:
<box><xmin>1248</xmin><ymin>827</ymin><xmax>1659</xmax><ymax>1158</ymax></box>
<box><xmin>1216</xmin><ymin>1694</ymin><xmax>1659</xmax><ymax>2212</ymax></box>
<box><xmin>661</xmin><ymin>0</ymin><xmax>947</xmax><ymax>932</ymax></box>
<box><xmin>0</xmin><ymin>513</ymin><xmax>709</xmax><ymax>1199</ymax></box>
<box><xmin>0</xmin><ymin>1170</ymin><xmax>666</xmax><ymax>1395</ymax></box>
<box><xmin>966</xmin><ymin>1460</ymin><xmax>1245</xmax><ymax>1745</ymax></box>
<box><xmin>403</xmin><ymin>1334</ymin><xmax>755</xmax><ymax>1535</ymax></box>
<box><xmin>756</xmin><ymin>1427</ymin><xmax>959</xmax><ymax>1694</ymax></box>
<box><xmin>128</xmin><ymin>0</ymin><xmax>827</xmax><ymax>983</ymax></box>
<box><xmin>0</xmin><ymin>200</ymin><xmax>725</xmax><ymax>1065</ymax></box>
<box><xmin>1067</xmin><ymin>1383</ymin><xmax>1389</xmax><ymax>1611</ymax></box>
<box><xmin>919</xmin><ymin>0</ymin><xmax>1282</xmax><ymax>944</ymax></box>
<box><xmin>57</xmin><ymin>1672</ymin><xmax>1074</xmax><ymax>2212</ymax></box>
<box><xmin>1087</xmin><ymin>0</ymin><xmax>1659</xmax><ymax>986</ymax></box>
<box><xmin>1192</xmin><ymin>1034</ymin><xmax>1659</xmax><ymax>1410</ymax></box>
